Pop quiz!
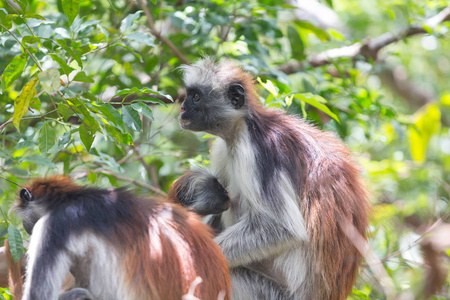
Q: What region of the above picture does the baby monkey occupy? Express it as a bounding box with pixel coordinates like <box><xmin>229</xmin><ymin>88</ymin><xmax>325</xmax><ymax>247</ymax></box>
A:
<box><xmin>12</xmin><ymin>176</ymin><xmax>230</xmax><ymax>300</ymax></box>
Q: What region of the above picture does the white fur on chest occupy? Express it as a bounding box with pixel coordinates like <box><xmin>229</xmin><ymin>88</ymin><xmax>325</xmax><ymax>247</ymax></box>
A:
<box><xmin>210</xmin><ymin>128</ymin><xmax>262</xmax><ymax>227</ymax></box>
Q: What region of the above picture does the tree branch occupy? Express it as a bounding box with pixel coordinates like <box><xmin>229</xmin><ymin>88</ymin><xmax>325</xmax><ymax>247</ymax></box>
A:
<box><xmin>279</xmin><ymin>6</ymin><xmax>450</xmax><ymax>73</ymax></box>
<box><xmin>137</xmin><ymin>0</ymin><xmax>191</xmax><ymax>65</ymax></box>
<box><xmin>75</xmin><ymin>170</ymin><xmax>167</xmax><ymax>196</ymax></box>
<box><xmin>0</xmin><ymin>109</ymin><xmax>57</xmax><ymax>133</ymax></box>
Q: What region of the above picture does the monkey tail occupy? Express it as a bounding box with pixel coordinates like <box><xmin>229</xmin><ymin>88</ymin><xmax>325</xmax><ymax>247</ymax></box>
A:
<box><xmin>5</xmin><ymin>239</ymin><xmax>24</xmax><ymax>300</ymax></box>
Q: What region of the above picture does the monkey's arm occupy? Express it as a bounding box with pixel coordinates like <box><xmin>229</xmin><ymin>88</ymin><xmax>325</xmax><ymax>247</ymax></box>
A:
<box><xmin>214</xmin><ymin>212</ymin><xmax>306</xmax><ymax>268</ymax></box>
<box><xmin>22</xmin><ymin>216</ymin><xmax>72</xmax><ymax>300</ymax></box>
<box><xmin>169</xmin><ymin>168</ymin><xmax>230</xmax><ymax>216</ymax></box>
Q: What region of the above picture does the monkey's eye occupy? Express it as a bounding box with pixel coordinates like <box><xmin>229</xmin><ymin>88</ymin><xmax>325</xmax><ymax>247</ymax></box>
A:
<box><xmin>193</xmin><ymin>93</ymin><xmax>200</xmax><ymax>102</ymax></box>
<box><xmin>20</xmin><ymin>188</ymin><xmax>33</xmax><ymax>202</ymax></box>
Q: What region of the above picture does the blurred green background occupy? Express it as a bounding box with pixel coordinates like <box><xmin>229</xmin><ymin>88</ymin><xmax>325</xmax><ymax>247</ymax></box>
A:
<box><xmin>0</xmin><ymin>0</ymin><xmax>449</xmax><ymax>299</ymax></box>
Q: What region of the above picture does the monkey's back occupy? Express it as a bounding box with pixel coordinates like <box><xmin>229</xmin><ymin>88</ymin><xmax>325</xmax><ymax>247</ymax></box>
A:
<box><xmin>266</xmin><ymin>110</ymin><xmax>369</xmax><ymax>300</ymax></box>
<box><xmin>229</xmin><ymin>108</ymin><xmax>369</xmax><ymax>300</ymax></box>
<box><xmin>115</xmin><ymin>192</ymin><xmax>231</xmax><ymax>300</ymax></box>
<box><xmin>26</xmin><ymin>178</ymin><xmax>231</xmax><ymax>300</ymax></box>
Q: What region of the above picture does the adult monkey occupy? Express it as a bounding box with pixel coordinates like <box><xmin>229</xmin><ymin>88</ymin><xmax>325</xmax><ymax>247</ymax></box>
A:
<box><xmin>170</xmin><ymin>58</ymin><xmax>370</xmax><ymax>300</ymax></box>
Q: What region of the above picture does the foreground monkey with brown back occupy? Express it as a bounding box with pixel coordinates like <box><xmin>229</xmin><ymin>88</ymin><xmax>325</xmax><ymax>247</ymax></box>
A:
<box><xmin>170</xmin><ymin>59</ymin><xmax>370</xmax><ymax>300</ymax></box>
<box><xmin>11</xmin><ymin>176</ymin><xmax>230</xmax><ymax>300</ymax></box>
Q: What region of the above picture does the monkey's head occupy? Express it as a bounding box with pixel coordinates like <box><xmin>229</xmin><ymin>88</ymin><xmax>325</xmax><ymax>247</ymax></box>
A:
<box><xmin>179</xmin><ymin>58</ymin><xmax>257</xmax><ymax>135</ymax></box>
<box><xmin>13</xmin><ymin>176</ymin><xmax>80</xmax><ymax>234</ymax></box>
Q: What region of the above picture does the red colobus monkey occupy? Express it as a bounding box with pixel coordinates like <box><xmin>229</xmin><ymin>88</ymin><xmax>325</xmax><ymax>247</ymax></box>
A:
<box><xmin>171</xmin><ymin>59</ymin><xmax>370</xmax><ymax>300</ymax></box>
<box><xmin>12</xmin><ymin>176</ymin><xmax>231</xmax><ymax>300</ymax></box>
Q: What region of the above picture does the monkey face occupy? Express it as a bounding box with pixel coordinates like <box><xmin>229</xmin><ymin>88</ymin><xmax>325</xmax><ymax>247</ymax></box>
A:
<box><xmin>179</xmin><ymin>83</ymin><xmax>246</xmax><ymax>134</ymax></box>
<box><xmin>180</xmin><ymin>86</ymin><xmax>226</xmax><ymax>132</ymax></box>
<box><xmin>13</xmin><ymin>176</ymin><xmax>80</xmax><ymax>234</ymax></box>
<box><xmin>14</xmin><ymin>188</ymin><xmax>41</xmax><ymax>234</ymax></box>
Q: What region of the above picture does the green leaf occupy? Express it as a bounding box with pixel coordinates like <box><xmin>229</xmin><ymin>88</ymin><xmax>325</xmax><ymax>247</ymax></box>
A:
<box><xmin>441</xmin><ymin>93</ymin><xmax>450</xmax><ymax>106</ymax></box>
<box><xmin>125</xmin><ymin>32</ymin><xmax>155</xmax><ymax>47</ymax></box>
<box><xmin>79</xmin><ymin>122</ymin><xmax>95</xmax><ymax>151</ymax></box>
<box><xmin>287</xmin><ymin>26</ymin><xmax>305</xmax><ymax>60</ymax></box>
<box><xmin>116</xmin><ymin>43</ymin><xmax>143</xmax><ymax>62</ymax></box>
<box><xmin>15</xmin><ymin>0</ymin><xmax>27</xmax><ymax>12</ymax></box>
<box><xmin>120</xmin><ymin>11</ymin><xmax>142</xmax><ymax>33</ymax></box>
<box><xmin>22</xmin><ymin>35</ymin><xmax>40</xmax><ymax>45</ymax></box>
<box><xmin>122</xmin><ymin>105</ymin><xmax>142</xmax><ymax>131</ymax></box>
<box><xmin>50</xmin><ymin>54</ymin><xmax>74</xmax><ymax>76</ymax></box>
<box><xmin>407</xmin><ymin>104</ymin><xmax>441</xmax><ymax>164</ymax></box>
<box><xmin>39</xmin><ymin>123</ymin><xmax>56</xmax><ymax>156</ymax></box>
<box><xmin>97</xmin><ymin>24</ymin><xmax>110</xmax><ymax>40</ymax></box>
<box><xmin>73</xmin><ymin>71</ymin><xmax>94</xmax><ymax>83</ymax></box>
<box><xmin>422</xmin><ymin>24</ymin><xmax>433</xmax><ymax>34</ymax></box>
<box><xmin>2</xmin><ymin>54</ymin><xmax>27</xmax><ymax>90</ymax></box>
<box><xmin>77</xmin><ymin>20</ymin><xmax>100</xmax><ymax>32</ymax></box>
<box><xmin>0</xmin><ymin>9</ymin><xmax>12</xmax><ymax>30</ymax></box>
<box><xmin>111</xmin><ymin>87</ymin><xmax>172</xmax><ymax>101</ymax></box>
<box><xmin>48</xmin><ymin>131</ymin><xmax>72</xmax><ymax>153</ymax></box>
<box><xmin>293</xmin><ymin>93</ymin><xmax>340</xmax><ymax>123</ymax></box>
<box><xmin>68</xmin><ymin>98</ymin><xmax>100</xmax><ymax>130</ymax></box>
<box><xmin>87</xmin><ymin>172</ymin><xmax>97</xmax><ymax>183</ymax></box>
<box><xmin>58</xmin><ymin>103</ymin><xmax>74</xmax><ymax>121</ymax></box>
<box><xmin>24</xmin><ymin>13</ymin><xmax>46</xmax><ymax>20</ymax></box>
<box><xmin>295</xmin><ymin>21</ymin><xmax>330</xmax><ymax>41</ymax></box>
<box><xmin>38</xmin><ymin>69</ymin><xmax>61</xmax><ymax>94</ymax></box>
<box><xmin>13</xmin><ymin>77</ymin><xmax>39</xmax><ymax>131</ymax></box>
<box><xmin>56</xmin><ymin>39</ymin><xmax>83</xmax><ymax>67</ymax></box>
<box><xmin>29</xmin><ymin>98</ymin><xmax>41</xmax><ymax>112</ymax></box>
<box><xmin>131</xmin><ymin>102</ymin><xmax>153</xmax><ymax>119</ymax></box>
<box><xmin>61</xmin><ymin>0</ymin><xmax>81</xmax><ymax>26</ymax></box>
<box><xmin>328</xmin><ymin>28</ymin><xmax>345</xmax><ymax>41</ymax></box>
<box><xmin>133</xmin><ymin>97</ymin><xmax>167</xmax><ymax>107</ymax></box>
<box><xmin>7</xmin><ymin>225</ymin><xmax>23</xmax><ymax>264</ymax></box>
<box><xmin>112</xmin><ymin>87</ymin><xmax>141</xmax><ymax>98</ymax></box>
<box><xmin>63</xmin><ymin>156</ymin><xmax>72</xmax><ymax>174</ymax></box>
<box><xmin>351</xmin><ymin>288</ymin><xmax>370</xmax><ymax>300</ymax></box>
<box><xmin>257</xmin><ymin>78</ymin><xmax>279</xmax><ymax>97</ymax></box>
<box><xmin>94</xmin><ymin>102</ymin><xmax>125</xmax><ymax>132</ymax></box>
<box><xmin>19</xmin><ymin>155</ymin><xmax>55</xmax><ymax>168</ymax></box>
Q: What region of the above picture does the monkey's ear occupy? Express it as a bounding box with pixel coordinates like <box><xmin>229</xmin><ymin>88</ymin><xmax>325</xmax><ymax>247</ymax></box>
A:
<box><xmin>228</xmin><ymin>83</ymin><xmax>245</xmax><ymax>109</ymax></box>
<box><xmin>20</xmin><ymin>188</ymin><xmax>33</xmax><ymax>202</ymax></box>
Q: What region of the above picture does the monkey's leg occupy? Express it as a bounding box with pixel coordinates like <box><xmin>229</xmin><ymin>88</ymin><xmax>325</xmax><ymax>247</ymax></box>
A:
<box><xmin>230</xmin><ymin>267</ymin><xmax>296</xmax><ymax>300</ymax></box>
<box><xmin>59</xmin><ymin>288</ymin><xmax>96</xmax><ymax>300</ymax></box>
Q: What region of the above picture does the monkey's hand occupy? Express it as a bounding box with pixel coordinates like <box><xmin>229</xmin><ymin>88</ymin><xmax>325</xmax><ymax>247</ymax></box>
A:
<box><xmin>214</xmin><ymin>212</ymin><xmax>304</xmax><ymax>268</ymax></box>
<box><xmin>59</xmin><ymin>288</ymin><xmax>96</xmax><ymax>300</ymax></box>
<box><xmin>168</xmin><ymin>168</ymin><xmax>230</xmax><ymax>215</ymax></box>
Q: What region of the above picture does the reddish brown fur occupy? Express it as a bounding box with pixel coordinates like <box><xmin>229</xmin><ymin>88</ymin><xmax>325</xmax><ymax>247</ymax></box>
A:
<box><xmin>17</xmin><ymin>176</ymin><xmax>231</xmax><ymax>300</ymax></box>
<box><xmin>211</xmin><ymin>64</ymin><xmax>370</xmax><ymax>299</ymax></box>
<box><xmin>167</xmin><ymin>172</ymin><xmax>192</xmax><ymax>204</ymax></box>
<box><xmin>244</xmin><ymin>71</ymin><xmax>370</xmax><ymax>299</ymax></box>
<box><xmin>122</xmin><ymin>197</ymin><xmax>231</xmax><ymax>300</ymax></box>
<box><xmin>5</xmin><ymin>239</ymin><xmax>24</xmax><ymax>300</ymax></box>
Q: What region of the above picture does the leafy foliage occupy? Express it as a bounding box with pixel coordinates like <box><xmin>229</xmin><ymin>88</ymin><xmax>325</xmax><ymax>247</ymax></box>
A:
<box><xmin>0</xmin><ymin>0</ymin><xmax>449</xmax><ymax>298</ymax></box>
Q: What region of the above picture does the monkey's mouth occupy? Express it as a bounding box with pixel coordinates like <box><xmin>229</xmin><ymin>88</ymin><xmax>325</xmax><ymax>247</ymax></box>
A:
<box><xmin>179</xmin><ymin>112</ymin><xmax>191</xmax><ymax>127</ymax></box>
<box><xmin>180</xmin><ymin>119</ymin><xmax>191</xmax><ymax>128</ymax></box>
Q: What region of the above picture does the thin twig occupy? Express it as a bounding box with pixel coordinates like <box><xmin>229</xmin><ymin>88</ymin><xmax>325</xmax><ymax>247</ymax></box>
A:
<box><xmin>137</xmin><ymin>0</ymin><xmax>190</xmax><ymax>64</ymax></box>
<box><xmin>76</xmin><ymin>170</ymin><xmax>167</xmax><ymax>196</ymax></box>
<box><xmin>6</xmin><ymin>0</ymin><xmax>36</xmax><ymax>36</ymax></box>
<box><xmin>0</xmin><ymin>109</ymin><xmax>58</xmax><ymax>133</ymax></box>
<box><xmin>100</xmin><ymin>171</ymin><xmax>167</xmax><ymax>196</ymax></box>
<box><xmin>0</xmin><ymin>24</ymin><xmax>43</xmax><ymax>71</ymax></box>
